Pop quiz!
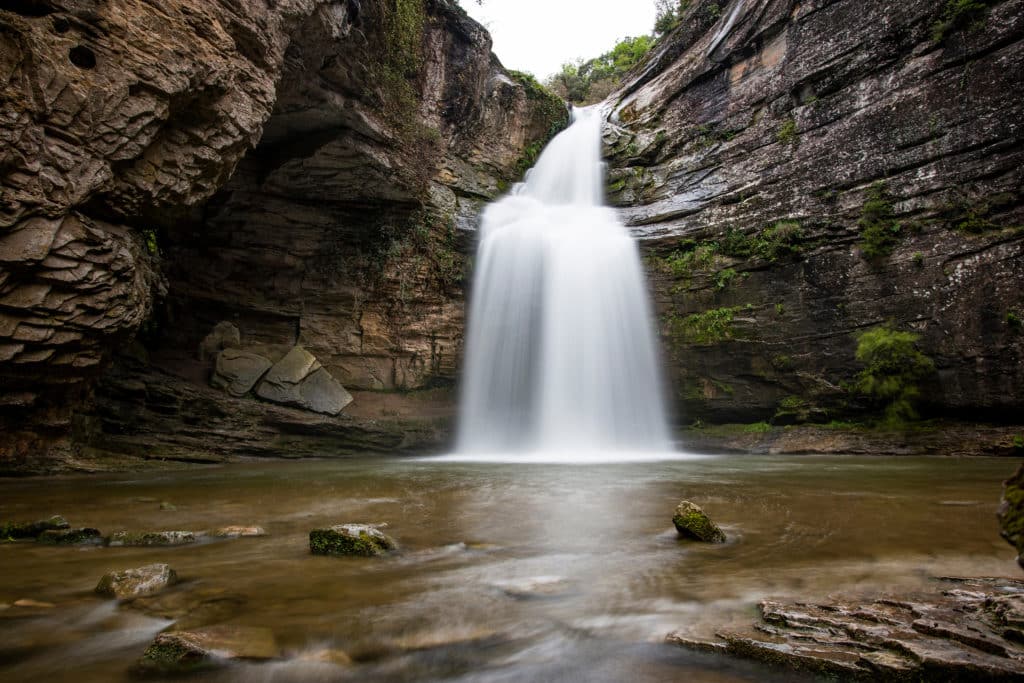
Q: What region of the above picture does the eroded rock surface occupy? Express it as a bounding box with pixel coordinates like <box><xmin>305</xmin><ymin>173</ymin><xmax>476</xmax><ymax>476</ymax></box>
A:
<box><xmin>667</xmin><ymin>577</ymin><xmax>1024</xmax><ymax>681</ymax></box>
<box><xmin>255</xmin><ymin>346</ymin><xmax>352</xmax><ymax>415</ymax></box>
<box><xmin>606</xmin><ymin>0</ymin><xmax>1024</xmax><ymax>425</ymax></box>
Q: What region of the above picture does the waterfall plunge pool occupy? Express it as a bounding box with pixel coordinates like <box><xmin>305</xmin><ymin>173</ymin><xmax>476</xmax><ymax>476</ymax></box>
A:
<box><xmin>0</xmin><ymin>454</ymin><xmax>1013</xmax><ymax>682</ymax></box>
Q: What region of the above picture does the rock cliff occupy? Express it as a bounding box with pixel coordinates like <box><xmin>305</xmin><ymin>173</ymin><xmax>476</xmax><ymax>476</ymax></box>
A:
<box><xmin>605</xmin><ymin>0</ymin><xmax>1023</xmax><ymax>427</ymax></box>
<box><xmin>0</xmin><ymin>0</ymin><xmax>566</xmax><ymax>471</ymax></box>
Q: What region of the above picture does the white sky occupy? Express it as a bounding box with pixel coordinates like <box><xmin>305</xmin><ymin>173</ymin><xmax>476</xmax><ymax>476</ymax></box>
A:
<box><xmin>462</xmin><ymin>0</ymin><xmax>657</xmax><ymax>81</ymax></box>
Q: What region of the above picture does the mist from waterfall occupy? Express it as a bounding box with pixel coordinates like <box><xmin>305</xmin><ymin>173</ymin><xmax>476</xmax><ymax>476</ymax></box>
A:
<box><xmin>453</xmin><ymin>106</ymin><xmax>673</xmax><ymax>461</ymax></box>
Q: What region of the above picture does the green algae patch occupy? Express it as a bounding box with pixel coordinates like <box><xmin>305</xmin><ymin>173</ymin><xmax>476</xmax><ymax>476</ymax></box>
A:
<box><xmin>38</xmin><ymin>527</ymin><xmax>103</xmax><ymax>545</ymax></box>
<box><xmin>309</xmin><ymin>524</ymin><xmax>397</xmax><ymax>557</ymax></box>
<box><xmin>672</xmin><ymin>501</ymin><xmax>726</xmax><ymax>543</ymax></box>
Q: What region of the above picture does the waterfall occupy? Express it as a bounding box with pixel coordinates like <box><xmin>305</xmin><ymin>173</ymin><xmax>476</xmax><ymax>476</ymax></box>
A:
<box><xmin>456</xmin><ymin>106</ymin><xmax>671</xmax><ymax>457</ymax></box>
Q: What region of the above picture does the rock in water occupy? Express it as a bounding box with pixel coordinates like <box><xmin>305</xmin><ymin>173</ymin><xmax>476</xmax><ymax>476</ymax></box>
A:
<box><xmin>138</xmin><ymin>625</ymin><xmax>279</xmax><ymax>674</ymax></box>
<box><xmin>667</xmin><ymin>577</ymin><xmax>1024</xmax><ymax>680</ymax></box>
<box><xmin>672</xmin><ymin>501</ymin><xmax>726</xmax><ymax>543</ymax></box>
<box><xmin>96</xmin><ymin>563</ymin><xmax>177</xmax><ymax>599</ymax></box>
<box><xmin>210</xmin><ymin>349</ymin><xmax>273</xmax><ymax>397</ymax></box>
<box><xmin>998</xmin><ymin>464</ymin><xmax>1024</xmax><ymax>570</ymax></box>
<box><xmin>255</xmin><ymin>346</ymin><xmax>353</xmax><ymax>415</ymax></box>
<box><xmin>309</xmin><ymin>524</ymin><xmax>396</xmax><ymax>556</ymax></box>
<box><xmin>198</xmin><ymin>321</ymin><xmax>241</xmax><ymax>362</ymax></box>
<box><xmin>0</xmin><ymin>515</ymin><xmax>69</xmax><ymax>540</ymax></box>
<box><xmin>208</xmin><ymin>526</ymin><xmax>266</xmax><ymax>538</ymax></box>
<box><xmin>38</xmin><ymin>528</ymin><xmax>103</xmax><ymax>545</ymax></box>
<box><xmin>107</xmin><ymin>531</ymin><xmax>196</xmax><ymax>547</ymax></box>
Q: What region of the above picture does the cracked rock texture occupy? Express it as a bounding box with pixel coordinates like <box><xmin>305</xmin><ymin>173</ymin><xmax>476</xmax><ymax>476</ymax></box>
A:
<box><xmin>668</xmin><ymin>577</ymin><xmax>1024</xmax><ymax>680</ymax></box>
<box><xmin>0</xmin><ymin>0</ymin><xmax>566</xmax><ymax>471</ymax></box>
<box><xmin>605</xmin><ymin>0</ymin><xmax>1024</xmax><ymax>426</ymax></box>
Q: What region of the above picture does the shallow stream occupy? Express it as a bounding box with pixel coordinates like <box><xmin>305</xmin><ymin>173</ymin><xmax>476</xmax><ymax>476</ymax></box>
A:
<box><xmin>0</xmin><ymin>454</ymin><xmax>1016</xmax><ymax>681</ymax></box>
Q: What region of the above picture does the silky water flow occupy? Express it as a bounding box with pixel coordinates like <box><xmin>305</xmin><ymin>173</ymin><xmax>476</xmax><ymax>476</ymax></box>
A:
<box><xmin>455</xmin><ymin>106</ymin><xmax>672</xmax><ymax>460</ymax></box>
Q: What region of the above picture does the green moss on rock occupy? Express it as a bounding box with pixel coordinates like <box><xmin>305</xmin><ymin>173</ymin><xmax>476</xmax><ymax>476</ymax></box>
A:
<box><xmin>38</xmin><ymin>527</ymin><xmax>103</xmax><ymax>545</ymax></box>
<box><xmin>673</xmin><ymin>501</ymin><xmax>726</xmax><ymax>543</ymax></box>
<box><xmin>309</xmin><ymin>524</ymin><xmax>397</xmax><ymax>557</ymax></box>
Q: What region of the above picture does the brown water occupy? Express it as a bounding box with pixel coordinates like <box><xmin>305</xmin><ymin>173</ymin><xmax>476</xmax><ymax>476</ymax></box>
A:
<box><xmin>0</xmin><ymin>454</ymin><xmax>1017</xmax><ymax>682</ymax></box>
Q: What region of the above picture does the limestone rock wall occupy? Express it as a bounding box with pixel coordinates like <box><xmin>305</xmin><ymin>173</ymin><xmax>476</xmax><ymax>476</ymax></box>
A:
<box><xmin>0</xmin><ymin>0</ymin><xmax>567</xmax><ymax>469</ymax></box>
<box><xmin>605</xmin><ymin>0</ymin><xmax>1024</xmax><ymax>425</ymax></box>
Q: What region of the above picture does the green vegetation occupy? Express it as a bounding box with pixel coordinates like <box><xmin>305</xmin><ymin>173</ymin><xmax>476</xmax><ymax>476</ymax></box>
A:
<box><xmin>771</xmin><ymin>354</ymin><xmax>794</xmax><ymax>370</ymax></box>
<box><xmin>774</xmin><ymin>303</ymin><xmax>785</xmax><ymax>315</ymax></box>
<box><xmin>649</xmin><ymin>221</ymin><xmax>804</xmax><ymax>281</ymax></box>
<box><xmin>668</xmin><ymin>305</ymin><xmax>749</xmax><ymax>345</ymax></box>
<box><xmin>776</xmin><ymin>117</ymin><xmax>797</xmax><ymax>145</ymax></box>
<box><xmin>506</xmin><ymin>72</ymin><xmax>569</xmax><ymax>180</ymax></box>
<box><xmin>852</xmin><ymin>325</ymin><xmax>935</xmax><ymax>424</ymax></box>
<box><xmin>943</xmin><ymin>192</ymin><xmax>1016</xmax><ymax>234</ymax></box>
<box><xmin>743</xmin><ymin>421</ymin><xmax>772</xmax><ymax>433</ymax></box>
<box><xmin>655</xmin><ymin>0</ymin><xmax>722</xmax><ymax>35</ymax></box>
<box><xmin>546</xmin><ymin>35</ymin><xmax>654</xmax><ymax>104</ymax></box>
<box><xmin>141</xmin><ymin>229</ymin><xmax>159</xmax><ymax>256</ymax></box>
<box><xmin>858</xmin><ymin>182</ymin><xmax>901</xmax><ymax>259</ymax></box>
<box><xmin>1013</xmin><ymin>435</ymin><xmax>1024</xmax><ymax>451</ymax></box>
<box><xmin>931</xmin><ymin>0</ymin><xmax>996</xmax><ymax>43</ymax></box>
<box><xmin>912</xmin><ymin>251</ymin><xmax>924</xmax><ymax>268</ymax></box>
<box><xmin>713</xmin><ymin>268</ymin><xmax>738</xmax><ymax>290</ymax></box>
<box><xmin>1007</xmin><ymin>311</ymin><xmax>1022</xmax><ymax>332</ymax></box>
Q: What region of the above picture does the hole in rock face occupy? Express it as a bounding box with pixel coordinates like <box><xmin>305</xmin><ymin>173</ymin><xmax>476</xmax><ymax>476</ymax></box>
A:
<box><xmin>6</xmin><ymin>0</ymin><xmax>57</xmax><ymax>17</ymax></box>
<box><xmin>68</xmin><ymin>45</ymin><xmax>96</xmax><ymax>69</ymax></box>
<box><xmin>52</xmin><ymin>17</ymin><xmax>70</xmax><ymax>33</ymax></box>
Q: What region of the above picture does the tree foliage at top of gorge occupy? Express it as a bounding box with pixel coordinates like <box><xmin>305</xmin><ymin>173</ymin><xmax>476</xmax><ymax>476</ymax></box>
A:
<box><xmin>546</xmin><ymin>35</ymin><xmax>655</xmax><ymax>104</ymax></box>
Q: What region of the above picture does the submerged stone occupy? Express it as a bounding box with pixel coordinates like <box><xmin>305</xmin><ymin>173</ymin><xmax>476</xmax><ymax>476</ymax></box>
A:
<box><xmin>107</xmin><ymin>530</ymin><xmax>195</xmax><ymax>547</ymax></box>
<box><xmin>38</xmin><ymin>527</ymin><xmax>103</xmax><ymax>545</ymax></box>
<box><xmin>96</xmin><ymin>563</ymin><xmax>177</xmax><ymax>599</ymax></box>
<box><xmin>138</xmin><ymin>625</ymin><xmax>278</xmax><ymax>674</ymax></box>
<box><xmin>1</xmin><ymin>515</ymin><xmax>69</xmax><ymax>540</ymax></box>
<box><xmin>208</xmin><ymin>525</ymin><xmax>266</xmax><ymax>538</ymax></box>
<box><xmin>309</xmin><ymin>524</ymin><xmax>396</xmax><ymax>557</ymax></box>
<box><xmin>672</xmin><ymin>501</ymin><xmax>726</xmax><ymax>543</ymax></box>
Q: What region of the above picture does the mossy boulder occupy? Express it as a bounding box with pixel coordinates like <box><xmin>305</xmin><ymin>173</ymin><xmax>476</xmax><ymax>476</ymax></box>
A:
<box><xmin>96</xmin><ymin>563</ymin><xmax>178</xmax><ymax>599</ymax></box>
<box><xmin>0</xmin><ymin>515</ymin><xmax>68</xmax><ymax>540</ymax></box>
<box><xmin>138</xmin><ymin>625</ymin><xmax>278</xmax><ymax>674</ymax></box>
<box><xmin>38</xmin><ymin>527</ymin><xmax>103</xmax><ymax>545</ymax></box>
<box><xmin>998</xmin><ymin>464</ymin><xmax>1024</xmax><ymax>571</ymax></box>
<box><xmin>309</xmin><ymin>524</ymin><xmax>396</xmax><ymax>557</ymax></box>
<box><xmin>672</xmin><ymin>501</ymin><xmax>726</xmax><ymax>543</ymax></box>
<box><xmin>107</xmin><ymin>530</ymin><xmax>196</xmax><ymax>547</ymax></box>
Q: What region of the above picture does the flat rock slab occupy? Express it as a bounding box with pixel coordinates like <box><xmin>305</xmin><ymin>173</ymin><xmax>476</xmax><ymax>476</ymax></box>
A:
<box><xmin>38</xmin><ymin>528</ymin><xmax>103</xmax><ymax>545</ymax></box>
<box><xmin>211</xmin><ymin>349</ymin><xmax>272</xmax><ymax>397</ymax></box>
<box><xmin>667</xmin><ymin>577</ymin><xmax>1024</xmax><ymax>681</ymax></box>
<box><xmin>96</xmin><ymin>563</ymin><xmax>177</xmax><ymax>599</ymax></box>
<box><xmin>128</xmin><ymin>587</ymin><xmax>247</xmax><ymax>631</ymax></box>
<box><xmin>108</xmin><ymin>531</ymin><xmax>195</xmax><ymax>547</ymax></box>
<box><xmin>256</xmin><ymin>346</ymin><xmax>353</xmax><ymax>416</ymax></box>
<box><xmin>309</xmin><ymin>524</ymin><xmax>396</xmax><ymax>556</ymax></box>
<box><xmin>139</xmin><ymin>625</ymin><xmax>278</xmax><ymax>674</ymax></box>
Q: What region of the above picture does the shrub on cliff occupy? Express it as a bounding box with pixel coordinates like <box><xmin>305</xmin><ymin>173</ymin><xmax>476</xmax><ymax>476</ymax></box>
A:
<box><xmin>852</xmin><ymin>325</ymin><xmax>935</xmax><ymax>424</ymax></box>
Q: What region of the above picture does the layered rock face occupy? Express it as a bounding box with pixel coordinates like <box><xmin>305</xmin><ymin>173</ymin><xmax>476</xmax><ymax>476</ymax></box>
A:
<box><xmin>0</xmin><ymin>0</ymin><xmax>566</xmax><ymax>470</ymax></box>
<box><xmin>605</xmin><ymin>0</ymin><xmax>1024</xmax><ymax>425</ymax></box>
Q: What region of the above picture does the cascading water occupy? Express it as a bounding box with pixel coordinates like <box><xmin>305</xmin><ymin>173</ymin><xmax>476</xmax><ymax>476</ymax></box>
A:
<box><xmin>455</xmin><ymin>106</ymin><xmax>672</xmax><ymax>459</ymax></box>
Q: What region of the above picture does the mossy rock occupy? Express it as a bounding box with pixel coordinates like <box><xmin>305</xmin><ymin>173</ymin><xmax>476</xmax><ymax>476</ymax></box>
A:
<box><xmin>107</xmin><ymin>530</ymin><xmax>196</xmax><ymax>547</ymax></box>
<box><xmin>0</xmin><ymin>515</ymin><xmax>68</xmax><ymax>541</ymax></box>
<box><xmin>309</xmin><ymin>524</ymin><xmax>396</xmax><ymax>557</ymax></box>
<box><xmin>137</xmin><ymin>625</ymin><xmax>278</xmax><ymax>674</ymax></box>
<box><xmin>672</xmin><ymin>501</ymin><xmax>726</xmax><ymax>543</ymax></box>
<box><xmin>38</xmin><ymin>527</ymin><xmax>103</xmax><ymax>545</ymax></box>
<box><xmin>998</xmin><ymin>464</ymin><xmax>1024</xmax><ymax>571</ymax></box>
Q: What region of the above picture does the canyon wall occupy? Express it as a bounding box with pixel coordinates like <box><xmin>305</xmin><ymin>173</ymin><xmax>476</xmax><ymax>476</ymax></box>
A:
<box><xmin>0</xmin><ymin>0</ymin><xmax>565</xmax><ymax>471</ymax></box>
<box><xmin>605</xmin><ymin>0</ymin><xmax>1024</xmax><ymax>426</ymax></box>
